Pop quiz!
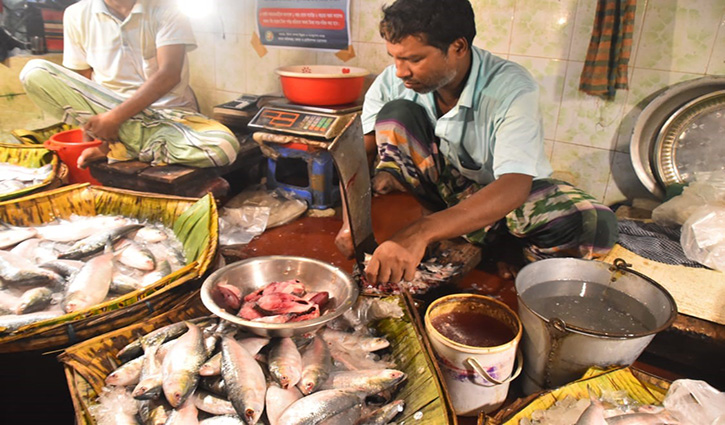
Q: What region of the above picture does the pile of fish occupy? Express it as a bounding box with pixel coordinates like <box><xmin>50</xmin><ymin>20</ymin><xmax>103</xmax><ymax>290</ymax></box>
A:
<box><xmin>0</xmin><ymin>162</ymin><xmax>54</xmax><ymax>195</ymax></box>
<box><xmin>359</xmin><ymin>253</ymin><xmax>462</xmax><ymax>295</ymax></box>
<box><xmin>0</xmin><ymin>214</ymin><xmax>186</xmax><ymax>332</ymax></box>
<box><xmin>520</xmin><ymin>390</ymin><xmax>681</xmax><ymax>425</ymax></box>
<box><xmin>92</xmin><ymin>299</ymin><xmax>408</xmax><ymax>425</ymax></box>
<box><xmin>215</xmin><ymin>279</ymin><xmax>330</xmax><ymax>324</ymax></box>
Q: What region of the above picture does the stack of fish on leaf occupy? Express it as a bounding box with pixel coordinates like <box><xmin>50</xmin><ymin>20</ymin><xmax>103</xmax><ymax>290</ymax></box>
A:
<box><xmin>0</xmin><ymin>184</ymin><xmax>217</xmax><ymax>352</ymax></box>
<box><xmin>60</xmin><ymin>293</ymin><xmax>457</xmax><ymax>425</ymax></box>
<box><xmin>0</xmin><ymin>142</ymin><xmax>63</xmax><ymax>201</ymax></box>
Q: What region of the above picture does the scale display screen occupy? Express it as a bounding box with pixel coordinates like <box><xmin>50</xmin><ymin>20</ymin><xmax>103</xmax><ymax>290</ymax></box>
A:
<box><xmin>248</xmin><ymin>107</ymin><xmax>344</xmax><ymax>139</ymax></box>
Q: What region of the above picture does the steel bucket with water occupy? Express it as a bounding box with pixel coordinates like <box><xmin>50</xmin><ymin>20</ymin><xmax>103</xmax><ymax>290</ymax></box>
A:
<box><xmin>515</xmin><ymin>258</ymin><xmax>677</xmax><ymax>394</ymax></box>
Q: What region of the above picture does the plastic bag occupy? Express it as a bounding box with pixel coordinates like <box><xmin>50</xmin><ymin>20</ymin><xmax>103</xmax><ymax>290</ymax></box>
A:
<box><xmin>663</xmin><ymin>379</ymin><xmax>725</xmax><ymax>425</ymax></box>
<box><xmin>652</xmin><ymin>171</ymin><xmax>725</xmax><ymax>227</ymax></box>
<box><xmin>225</xmin><ymin>188</ymin><xmax>307</xmax><ymax>228</ymax></box>
<box><xmin>218</xmin><ymin>205</ymin><xmax>270</xmax><ymax>246</ymax></box>
<box><xmin>680</xmin><ymin>205</ymin><xmax>725</xmax><ymax>271</ymax></box>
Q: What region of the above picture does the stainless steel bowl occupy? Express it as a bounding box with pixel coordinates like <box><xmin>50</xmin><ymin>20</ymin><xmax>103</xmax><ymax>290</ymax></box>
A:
<box><xmin>200</xmin><ymin>256</ymin><xmax>359</xmax><ymax>337</ymax></box>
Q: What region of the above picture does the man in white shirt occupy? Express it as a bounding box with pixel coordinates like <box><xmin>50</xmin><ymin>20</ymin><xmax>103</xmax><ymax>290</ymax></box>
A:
<box><xmin>20</xmin><ymin>0</ymin><xmax>239</xmax><ymax>168</ymax></box>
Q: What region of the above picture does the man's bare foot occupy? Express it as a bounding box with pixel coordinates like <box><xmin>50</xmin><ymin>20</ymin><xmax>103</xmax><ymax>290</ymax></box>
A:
<box><xmin>496</xmin><ymin>261</ymin><xmax>519</xmax><ymax>280</ymax></box>
<box><xmin>335</xmin><ymin>226</ymin><xmax>355</xmax><ymax>259</ymax></box>
<box><xmin>372</xmin><ymin>172</ymin><xmax>406</xmax><ymax>195</ymax></box>
<box><xmin>77</xmin><ymin>146</ymin><xmax>109</xmax><ymax>169</ymax></box>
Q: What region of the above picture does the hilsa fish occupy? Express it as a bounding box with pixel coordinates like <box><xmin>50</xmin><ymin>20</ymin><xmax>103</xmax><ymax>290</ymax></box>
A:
<box><xmin>276</xmin><ymin>389</ymin><xmax>363</xmax><ymax>425</ymax></box>
<box><xmin>220</xmin><ymin>335</ymin><xmax>267</xmax><ymax>425</ymax></box>
<box><xmin>62</xmin><ymin>248</ymin><xmax>114</xmax><ymax>313</ymax></box>
<box><xmin>161</xmin><ymin>321</ymin><xmax>207</xmax><ymax>408</ymax></box>
<box><xmin>268</xmin><ymin>337</ymin><xmax>302</xmax><ymax>389</ymax></box>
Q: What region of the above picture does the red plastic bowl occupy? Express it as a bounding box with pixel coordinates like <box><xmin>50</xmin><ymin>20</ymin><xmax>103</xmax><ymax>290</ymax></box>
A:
<box><xmin>276</xmin><ymin>65</ymin><xmax>370</xmax><ymax>106</ymax></box>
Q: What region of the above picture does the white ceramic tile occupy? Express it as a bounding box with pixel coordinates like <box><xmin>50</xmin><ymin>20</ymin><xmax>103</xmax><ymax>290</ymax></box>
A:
<box><xmin>623</xmin><ymin>68</ymin><xmax>702</xmax><ymax>113</ymax></box>
<box><xmin>555</xmin><ymin>60</ymin><xmax>627</xmax><ymax>150</ymax></box>
<box><xmin>186</xmin><ymin>2</ymin><xmax>223</xmax><ymax>34</ymax></box>
<box><xmin>707</xmin><ymin>15</ymin><xmax>725</xmax><ymax>75</ymax></box>
<box><xmin>550</xmin><ymin>141</ymin><xmax>611</xmax><ymax>202</ymax></box>
<box><xmin>567</xmin><ymin>0</ymin><xmax>595</xmax><ymax>62</ymax></box>
<box><xmin>635</xmin><ymin>0</ymin><xmax>725</xmax><ymax>74</ymax></box>
<box><xmin>628</xmin><ymin>0</ymin><xmax>650</xmax><ymax>70</ymax></box>
<box><xmin>509</xmin><ymin>0</ymin><xmax>577</xmax><ymax>59</ymax></box>
<box><xmin>242</xmin><ymin>43</ymin><xmax>282</xmax><ymax>95</ymax></box>
<box><xmin>189</xmin><ymin>32</ymin><xmax>216</xmax><ymax>90</ymax></box>
<box><xmin>471</xmin><ymin>0</ymin><xmax>515</xmax><ymax>54</ymax></box>
<box><xmin>509</xmin><ymin>55</ymin><xmax>566</xmax><ymax>140</ymax></box>
<box><xmin>543</xmin><ymin>138</ymin><xmax>554</xmax><ymax>161</ymax></box>
<box><xmin>214</xmin><ymin>33</ymin><xmax>247</xmax><ymax>93</ymax></box>
<box><xmin>216</xmin><ymin>0</ymin><xmax>252</xmax><ymax>35</ymax></box>
<box><xmin>356</xmin><ymin>0</ymin><xmax>388</xmax><ymax>43</ymax></box>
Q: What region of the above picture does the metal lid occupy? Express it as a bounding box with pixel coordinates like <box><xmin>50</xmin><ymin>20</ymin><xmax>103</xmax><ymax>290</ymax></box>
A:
<box><xmin>654</xmin><ymin>90</ymin><xmax>725</xmax><ymax>187</ymax></box>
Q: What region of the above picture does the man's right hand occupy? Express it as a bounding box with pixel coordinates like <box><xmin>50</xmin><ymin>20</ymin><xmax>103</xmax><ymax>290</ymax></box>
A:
<box><xmin>334</xmin><ymin>225</ymin><xmax>355</xmax><ymax>259</ymax></box>
<box><xmin>83</xmin><ymin>111</ymin><xmax>123</xmax><ymax>142</ymax></box>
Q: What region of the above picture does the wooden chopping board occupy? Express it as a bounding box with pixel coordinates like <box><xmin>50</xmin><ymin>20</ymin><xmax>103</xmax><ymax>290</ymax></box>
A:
<box><xmin>600</xmin><ymin>244</ymin><xmax>725</xmax><ymax>325</ymax></box>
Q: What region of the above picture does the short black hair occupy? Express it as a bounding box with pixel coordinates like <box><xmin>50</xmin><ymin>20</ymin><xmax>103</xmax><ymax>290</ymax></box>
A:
<box><xmin>379</xmin><ymin>0</ymin><xmax>476</xmax><ymax>53</ymax></box>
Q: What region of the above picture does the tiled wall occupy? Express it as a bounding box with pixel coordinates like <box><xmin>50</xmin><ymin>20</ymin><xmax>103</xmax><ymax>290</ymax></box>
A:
<box><xmin>187</xmin><ymin>0</ymin><xmax>725</xmax><ymax>205</ymax></box>
<box><xmin>0</xmin><ymin>54</ymin><xmax>63</xmax><ymax>143</ymax></box>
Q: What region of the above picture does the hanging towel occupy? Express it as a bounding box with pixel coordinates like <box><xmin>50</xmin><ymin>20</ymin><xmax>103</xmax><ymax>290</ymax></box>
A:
<box><xmin>579</xmin><ymin>0</ymin><xmax>637</xmax><ymax>100</ymax></box>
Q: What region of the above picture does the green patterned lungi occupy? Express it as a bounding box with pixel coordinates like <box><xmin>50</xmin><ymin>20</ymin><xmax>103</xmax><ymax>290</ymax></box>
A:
<box><xmin>20</xmin><ymin>59</ymin><xmax>240</xmax><ymax>168</ymax></box>
<box><xmin>374</xmin><ymin>99</ymin><xmax>618</xmax><ymax>261</ymax></box>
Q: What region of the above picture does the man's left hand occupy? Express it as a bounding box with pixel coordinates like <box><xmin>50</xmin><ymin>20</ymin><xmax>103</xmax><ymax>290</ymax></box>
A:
<box><xmin>365</xmin><ymin>226</ymin><xmax>428</xmax><ymax>284</ymax></box>
<box><xmin>83</xmin><ymin>111</ymin><xmax>123</xmax><ymax>142</ymax></box>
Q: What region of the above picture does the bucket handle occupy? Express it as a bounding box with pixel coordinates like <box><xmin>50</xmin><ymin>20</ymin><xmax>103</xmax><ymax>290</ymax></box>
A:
<box><xmin>464</xmin><ymin>348</ymin><xmax>523</xmax><ymax>386</ymax></box>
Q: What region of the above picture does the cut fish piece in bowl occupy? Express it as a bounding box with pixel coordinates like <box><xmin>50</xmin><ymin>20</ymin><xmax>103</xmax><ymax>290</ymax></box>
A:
<box><xmin>200</xmin><ymin>255</ymin><xmax>359</xmax><ymax>337</ymax></box>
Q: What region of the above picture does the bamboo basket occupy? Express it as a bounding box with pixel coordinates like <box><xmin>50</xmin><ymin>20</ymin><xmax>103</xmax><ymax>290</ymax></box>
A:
<box><xmin>0</xmin><ymin>142</ymin><xmax>64</xmax><ymax>201</ymax></box>
<box><xmin>479</xmin><ymin>366</ymin><xmax>672</xmax><ymax>425</ymax></box>
<box><xmin>0</xmin><ymin>183</ymin><xmax>218</xmax><ymax>353</ymax></box>
<box><xmin>60</xmin><ymin>291</ymin><xmax>458</xmax><ymax>425</ymax></box>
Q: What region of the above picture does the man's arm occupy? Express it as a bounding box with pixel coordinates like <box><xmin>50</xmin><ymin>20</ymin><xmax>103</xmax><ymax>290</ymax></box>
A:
<box><xmin>83</xmin><ymin>44</ymin><xmax>186</xmax><ymax>142</ymax></box>
<box><xmin>365</xmin><ymin>173</ymin><xmax>532</xmax><ymax>284</ymax></box>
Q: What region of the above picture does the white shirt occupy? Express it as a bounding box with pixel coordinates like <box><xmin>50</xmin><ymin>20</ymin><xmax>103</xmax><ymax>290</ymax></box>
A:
<box><xmin>63</xmin><ymin>0</ymin><xmax>197</xmax><ymax>110</ymax></box>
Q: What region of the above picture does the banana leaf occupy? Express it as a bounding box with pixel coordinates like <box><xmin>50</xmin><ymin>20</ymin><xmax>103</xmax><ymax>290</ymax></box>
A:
<box><xmin>0</xmin><ymin>142</ymin><xmax>63</xmax><ymax>201</ymax></box>
<box><xmin>60</xmin><ymin>292</ymin><xmax>457</xmax><ymax>425</ymax></box>
<box><xmin>0</xmin><ymin>184</ymin><xmax>218</xmax><ymax>352</ymax></box>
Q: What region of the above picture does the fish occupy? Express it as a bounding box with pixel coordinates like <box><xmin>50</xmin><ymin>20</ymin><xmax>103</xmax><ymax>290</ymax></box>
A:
<box><xmin>137</xmin><ymin>398</ymin><xmax>170</xmax><ymax>425</ymax></box>
<box><xmin>322</xmin><ymin>329</ymin><xmax>390</xmax><ymax>352</ymax></box>
<box><xmin>0</xmin><ymin>250</ymin><xmax>64</xmax><ymax>288</ymax></box>
<box><xmin>141</xmin><ymin>259</ymin><xmax>172</xmax><ymax>287</ymax></box>
<box><xmin>199</xmin><ymin>415</ymin><xmax>246</xmax><ymax>425</ymax></box>
<box><xmin>62</xmin><ymin>248</ymin><xmax>114</xmax><ymax>313</ymax></box>
<box><xmin>0</xmin><ymin>179</ymin><xmax>27</xmax><ymax>195</ymax></box>
<box><xmin>268</xmin><ymin>337</ymin><xmax>303</xmax><ymax>389</ymax></box>
<box><xmin>220</xmin><ymin>335</ymin><xmax>267</xmax><ymax>424</ymax></box>
<box><xmin>0</xmin><ymin>162</ymin><xmax>53</xmax><ymax>182</ymax></box>
<box><xmin>357</xmin><ymin>399</ymin><xmax>405</xmax><ymax>425</ymax></box>
<box><xmin>266</xmin><ymin>383</ymin><xmax>303</xmax><ymax>425</ymax></box>
<box><xmin>106</xmin><ymin>355</ymin><xmax>145</xmax><ymax>387</ymax></box>
<box><xmin>133</xmin><ymin>226</ymin><xmax>169</xmax><ymax>243</ymax></box>
<box><xmin>576</xmin><ymin>390</ymin><xmax>607</xmax><ymax>425</ymax></box>
<box><xmin>58</xmin><ymin>223</ymin><xmax>143</xmax><ymax>260</ymax></box>
<box><xmin>161</xmin><ymin>321</ymin><xmax>207</xmax><ymax>408</ymax></box>
<box><xmin>115</xmin><ymin>239</ymin><xmax>156</xmax><ymax>271</ymax></box>
<box><xmin>15</xmin><ymin>286</ymin><xmax>54</xmax><ymax>314</ymax></box>
<box><xmin>110</xmin><ymin>273</ymin><xmax>142</xmax><ymax>294</ymax></box>
<box><xmin>605</xmin><ymin>412</ymin><xmax>680</xmax><ymax>424</ymax></box>
<box><xmin>276</xmin><ymin>389</ymin><xmax>363</xmax><ymax>425</ymax></box>
<box><xmin>199</xmin><ymin>375</ymin><xmax>227</xmax><ymax>396</ymax></box>
<box><xmin>164</xmin><ymin>397</ymin><xmax>200</xmax><ymax>425</ymax></box>
<box><xmin>34</xmin><ymin>215</ymin><xmax>129</xmax><ymax>243</ymax></box>
<box><xmin>298</xmin><ymin>334</ymin><xmax>332</xmax><ymax>395</ymax></box>
<box><xmin>38</xmin><ymin>259</ymin><xmax>84</xmax><ymax>279</ymax></box>
<box><xmin>0</xmin><ymin>310</ymin><xmax>62</xmax><ymax>333</ymax></box>
<box><xmin>320</xmin><ymin>369</ymin><xmax>407</xmax><ymax>396</ymax></box>
<box><xmin>193</xmin><ymin>389</ymin><xmax>237</xmax><ymax>416</ymax></box>
<box><xmin>132</xmin><ymin>339</ymin><xmax>164</xmax><ymax>400</ymax></box>
<box><xmin>116</xmin><ymin>316</ymin><xmax>216</xmax><ymax>362</ymax></box>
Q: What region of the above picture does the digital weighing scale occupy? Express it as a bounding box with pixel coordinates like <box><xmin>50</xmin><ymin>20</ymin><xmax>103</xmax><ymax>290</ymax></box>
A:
<box><xmin>247</xmin><ymin>100</ymin><xmax>362</xmax><ymax>142</ymax></box>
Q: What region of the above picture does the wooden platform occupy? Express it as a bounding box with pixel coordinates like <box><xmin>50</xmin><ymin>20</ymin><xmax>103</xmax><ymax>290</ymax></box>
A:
<box><xmin>88</xmin><ymin>135</ymin><xmax>263</xmax><ymax>199</ymax></box>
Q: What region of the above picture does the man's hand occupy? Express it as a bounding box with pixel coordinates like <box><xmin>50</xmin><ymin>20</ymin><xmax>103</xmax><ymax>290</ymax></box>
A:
<box><xmin>83</xmin><ymin>111</ymin><xmax>123</xmax><ymax>142</ymax></box>
<box><xmin>365</xmin><ymin>224</ymin><xmax>428</xmax><ymax>284</ymax></box>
